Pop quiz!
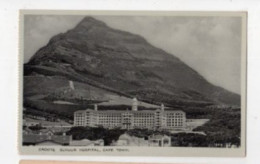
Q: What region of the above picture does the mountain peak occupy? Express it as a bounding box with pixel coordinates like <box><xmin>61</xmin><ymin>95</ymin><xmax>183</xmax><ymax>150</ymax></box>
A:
<box><xmin>75</xmin><ymin>16</ymin><xmax>107</xmax><ymax>29</ymax></box>
<box><xmin>26</xmin><ymin>16</ymin><xmax>240</xmax><ymax>106</ymax></box>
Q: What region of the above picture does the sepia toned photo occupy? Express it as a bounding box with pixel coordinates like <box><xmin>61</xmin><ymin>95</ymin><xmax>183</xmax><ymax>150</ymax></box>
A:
<box><xmin>19</xmin><ymin>10</ymin><xmax>247</xmax><ymax>156</ymax></box>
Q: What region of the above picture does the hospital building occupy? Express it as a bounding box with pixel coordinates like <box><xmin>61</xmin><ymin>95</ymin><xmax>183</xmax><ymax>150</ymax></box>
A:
<box><xmin>74</xmin><ymin>98</ymin><xmax>186</xmax><ymax>130</ymax></box>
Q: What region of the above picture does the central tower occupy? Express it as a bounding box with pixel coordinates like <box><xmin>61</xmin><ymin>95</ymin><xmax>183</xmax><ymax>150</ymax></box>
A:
<box><xmin>132</xmin><ymin>97</ymin><xmax>138</xmax><ymax>111</ymax></box>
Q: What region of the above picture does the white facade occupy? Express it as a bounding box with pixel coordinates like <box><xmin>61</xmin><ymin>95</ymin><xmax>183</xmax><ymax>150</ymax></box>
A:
<box><xmin>74</xmin><ymin>98</ymin><xmax>186</xmax><ymax>130</ymax></box>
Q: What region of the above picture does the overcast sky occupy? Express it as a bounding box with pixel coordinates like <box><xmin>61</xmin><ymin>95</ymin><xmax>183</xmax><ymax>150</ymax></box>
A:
<box><xmin>24</xmin><ymin>15</ymin><xmax>242</xmax><ymax>94</ymax></box>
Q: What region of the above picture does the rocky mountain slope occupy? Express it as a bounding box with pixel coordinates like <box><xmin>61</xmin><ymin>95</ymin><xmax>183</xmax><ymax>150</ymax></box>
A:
<box><xmin>24</xmin><ymin>16</ymin><xmax>240</xmax><ymax>108</ymax></box>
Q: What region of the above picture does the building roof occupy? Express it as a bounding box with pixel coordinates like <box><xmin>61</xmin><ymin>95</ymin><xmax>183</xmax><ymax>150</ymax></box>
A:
<box><xmin>23</xmin><ymin>134</ymin><xmax>71</xmax><ymax>145</ymax></box>
<box><xmin>39</xmin><ymin>128</ymin><xmax>55</xmax><ymax>134</ymax></box>
<box><xmin>74</xmin><ymin>110</ymin><xmax>87</xmax><ymax>113</ymax></box>
<box><xmin>24</xmin><ymin>117</ymin><xmax>72</xmax><ymax>127</ymax></box>
<box><xmin>74</xmin><ymin>109</ymin><xmax>185</xmax><ymax>114</ymax></box>
<box><xmin>34</xmin><ymin>140</ymin><xmax>64</xmax><ymax>145</ymax></box>
<box><xmin>70</xmin><ymin>139</ymin><xmax>92</xmax><ymax>146</ymax></box>
<box><xmin>23</xmin><ymin>128</ymin><xmax>38</xmax><ymax>135</ymax></box>
<box><xmin>164</xmin><ymin>110</ymin><xmax>186</xmax><ymax>113</ymax></box>
<box><xmin>149</xmin><ymin>134</ymin><xmax>170</xmax><ymax>140</ymax></box>
<box><xmin>70</xmin><ymin>139</ymin><xmax>104</xmax><ymax>146</ymax></box>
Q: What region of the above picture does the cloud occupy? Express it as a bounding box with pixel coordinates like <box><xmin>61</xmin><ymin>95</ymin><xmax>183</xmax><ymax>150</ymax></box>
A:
<box><xmin>23</xmin><ymin>15</ymin><xmax>242</xmax><ymax>94</ymax></box>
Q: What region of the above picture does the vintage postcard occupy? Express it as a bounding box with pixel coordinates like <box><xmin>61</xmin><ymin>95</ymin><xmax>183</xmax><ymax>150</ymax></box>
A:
<box><xmin>18</xmin><ymin>10</ymin><xmax>247</xmax><ymax>157</ymax></box>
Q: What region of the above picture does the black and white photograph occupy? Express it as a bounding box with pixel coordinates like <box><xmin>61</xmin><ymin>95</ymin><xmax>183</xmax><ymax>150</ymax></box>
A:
<box><xmin>19</xmin><ymin>11</ymin><xmax>247</xmax><ymax>156</ymax></box>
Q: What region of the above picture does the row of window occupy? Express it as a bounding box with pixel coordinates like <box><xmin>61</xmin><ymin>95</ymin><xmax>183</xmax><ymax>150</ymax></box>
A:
<box><xmin>167</xmin><ymin>118</ymin><xmax>183</xmax><ymax>121</ymax></box>
<box><xmin>98</xmin><ymin>123</ymin><xmax>121</xmax><ymax>125</ymax></box>
<box><xmin>75</xmin><ymin>123</ymin><xmax>184</xmax><ymax>128</ymax></box>
<box><xmin>98</xmin><ymin>118</ymin><xmax>121</xmax><ymax>120</ymax></box>
<box><xmin>99</xmin><ymin>121</ymin><xmax>121</xmax><ymax>124</ymax></box>
<box><xmin>98</xmin><ymin>116</ymin><xmax>121</xmax><ymax>118</ymax></box>
<box><xmin>166</xmin><ymin>123</ymin><xmax>183</xmax><ymax>126</ymax></box>
<box><xmin>76</xmin><ymin>118</ymin><xmax>183</xmax><ymax>122</ymax></box>
<box><xmin>133</xmin><ymin>114</ymin><xmax>154</xmax><ymax>117</ymax></box>
<box><xmin>166</xmin><ymin>113</ymin><xmax>184</xmax><ymax>116</ymax></box>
